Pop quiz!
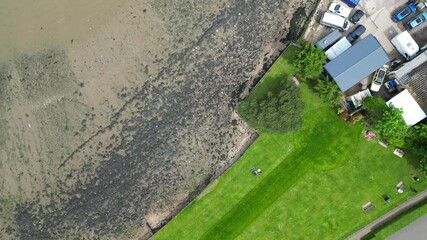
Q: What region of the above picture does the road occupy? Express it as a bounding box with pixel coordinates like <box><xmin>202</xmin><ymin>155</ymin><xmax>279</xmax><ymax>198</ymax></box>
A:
<box><xmin>348</xmin><ymin>188</ymin><xmax>427</xmax><ymax>240</ymax></box>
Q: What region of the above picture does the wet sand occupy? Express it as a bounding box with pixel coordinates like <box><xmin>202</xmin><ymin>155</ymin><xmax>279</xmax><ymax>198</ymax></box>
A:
<box><xmin>0</xmin><ymin>0</ymin><xmax>317</xmax><ymax>239</ymax></box>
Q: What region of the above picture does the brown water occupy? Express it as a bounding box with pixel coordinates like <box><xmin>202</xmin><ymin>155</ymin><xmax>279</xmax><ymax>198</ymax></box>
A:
<box><xmin>0</xmin><ymin>0</ymin><xmax>126</xmax><ymax>58</ymax></box>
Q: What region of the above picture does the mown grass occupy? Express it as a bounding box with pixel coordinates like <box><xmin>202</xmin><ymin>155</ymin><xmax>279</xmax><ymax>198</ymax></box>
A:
<box><xmin>152</xmin><ymin>45</ymin><xmax>427</xmax><ymax>240</ymax></box>
<box><xmin>365</xmin><ymin>199</ymin><xmax>427</xmax><ymax>239</ymax></box>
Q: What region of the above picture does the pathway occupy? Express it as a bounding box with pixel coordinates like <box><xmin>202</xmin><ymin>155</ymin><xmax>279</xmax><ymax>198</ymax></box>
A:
<box><xmin>348</xmin><ymin>188</ymin><xmax>427</xmax><ymax>240</ymax></box>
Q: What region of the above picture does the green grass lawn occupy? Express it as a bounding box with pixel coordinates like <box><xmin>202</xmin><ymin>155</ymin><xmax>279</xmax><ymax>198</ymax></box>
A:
<box><xmin>152</xmin><ymin>45</ymin><xmax>427</xmax><ymax>240</ymax></box>
<box><xmin>367</xmin><ymin>200</ymin><xmax>427</xmax><ymax>239</ymax></box>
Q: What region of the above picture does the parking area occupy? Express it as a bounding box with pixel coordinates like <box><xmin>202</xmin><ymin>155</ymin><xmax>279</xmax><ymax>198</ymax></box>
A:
<box><xmin>306</xmin><ymin>0</ymin><xmax>426</xmax><ymax>96</ymax></box>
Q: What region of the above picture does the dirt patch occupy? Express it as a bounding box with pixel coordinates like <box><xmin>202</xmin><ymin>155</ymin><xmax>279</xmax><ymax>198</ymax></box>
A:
<box><xmin>0</xmin><ymin>0</ymin><xmax>319</xmax><ymax>239</ymax></box>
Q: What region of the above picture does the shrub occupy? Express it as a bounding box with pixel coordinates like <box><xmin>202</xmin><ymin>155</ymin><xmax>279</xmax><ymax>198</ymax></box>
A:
<box><xmin>363</xmin><ymin>97</ymin><xmax>387</xmax><ymax>126</ymax></box>
<box><xmin>238</xmin><ymin>79</ymin><xmax>303</xmax><ymax>134</ymax></box>
<box><xmin>293</xmin><ymin>40</ymin><xmax>327</xmax><ymax>79</ymax></box>
<box><xmin>314</xmin><ymin>76</ymin><xmax>342</xmax><ymax>106</ymax></box>
<box><xmin>375</xmin><ymin>105</ymin><xmax>408</xmax><ymax>146</ymax></box>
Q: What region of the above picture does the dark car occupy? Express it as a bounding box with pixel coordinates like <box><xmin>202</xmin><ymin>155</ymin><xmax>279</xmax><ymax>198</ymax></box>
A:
<box><xmin>392</xmin><ymin>4</ymin><xmax>416</xmax><ymax>22</ymax></box>
<box><xmin>350</xmin><ymin>9</ymin><xmax>365</xmax><ymax>23</ymax></box>
<box><xmin>346</xmin><ymin>25</ymin><xmax>366</xmax><ymax>43</ymax></box>
<box><xmin>390</xmin><ymin>58</ymin><xmax>403</xmax><ymax>70</ymax></box>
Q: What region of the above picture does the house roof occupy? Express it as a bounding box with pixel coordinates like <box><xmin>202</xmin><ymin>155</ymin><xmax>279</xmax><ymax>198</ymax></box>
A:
<box><xmin>387</xmin><ymin>89</ymin><xmax>426</xmax><ymax>126</ymax></box>
<box><xmin>406</xmin><ymin>60</ymin><xmax>427</xmax><ymax>110</ymax></box>
<box><xmin>324</xmin><ymin>34</ymin><xmax>390</xmax><ymax>92</ymax></box>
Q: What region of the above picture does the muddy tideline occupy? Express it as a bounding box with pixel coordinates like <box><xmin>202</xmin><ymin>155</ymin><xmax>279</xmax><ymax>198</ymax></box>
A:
<box><xmin>0</xmin><ymin>0</ymin><xmax>317</xmax><ymax>239</ymax></box>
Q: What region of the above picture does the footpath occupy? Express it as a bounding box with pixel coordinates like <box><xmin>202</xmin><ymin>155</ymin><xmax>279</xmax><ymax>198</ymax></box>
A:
<box><xmin>348</xmin><ymin>189</ymin><xmax>427</xmax><ymax>239</ymax></box>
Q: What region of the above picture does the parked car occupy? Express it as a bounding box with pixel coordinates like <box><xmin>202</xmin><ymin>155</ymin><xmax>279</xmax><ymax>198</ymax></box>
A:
<box><xmin>329</xmin><ymin>2</ymin><xmax>352</xmax><ymax>18</ymax></box>
<box><xmin>416</xmin><ymin>1</ymin><xmax>427</xmax><ymax>10</ymax></box>
<box><xmin>390</xmin><ymin>58</ymin><xmax>403</xmax><ymax>70</ymax></box>
<box><xmin>392</xmin><ymin>4</ymin><xmax>416</xmax><ymax>22</ymax></box>
<box><xmin>341</xmin><ymin>0</ymin><xmax>360</xmax><ymax>8</ymax></box>
<box><xmin>370</xmin><ymin>65</ymin><xmax>389</xmax><ymax>92</ymax></box>
<box><xmin>346</xmin><ymin>25</ymin><xmax>366</xmax><ymax>43</ymax></box>
<box><xmin>407</xmin><ymin>12</ymin><xmax>427</xmax><ymax>29</ymax></box>
<box><xmin>384</xmin><ymin>79</ymin><xmax>400</xmax><ymax>93</ymax></box>
<box><xmin>350</xmin><ymin>9</ymin><xmax>365</xmax><ymax>23</ymax></box>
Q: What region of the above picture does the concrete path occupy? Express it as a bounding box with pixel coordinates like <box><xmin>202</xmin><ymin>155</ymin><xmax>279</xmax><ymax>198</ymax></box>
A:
<box><xmin>347</xmin><ymin>189</ymin><xmax>427</xmax><ymax>240</ymax></box>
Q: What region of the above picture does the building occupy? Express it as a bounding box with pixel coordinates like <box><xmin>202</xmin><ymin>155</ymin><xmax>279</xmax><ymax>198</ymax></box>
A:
<box><xmin>387</xmin><ymin>89</ymin><xmax>426</xmax><ymax>126</ymax></box>
<box><xmin>324</xmin><ymin>34</ymin><xmax>390</xmax><ymax>92</ymax></box>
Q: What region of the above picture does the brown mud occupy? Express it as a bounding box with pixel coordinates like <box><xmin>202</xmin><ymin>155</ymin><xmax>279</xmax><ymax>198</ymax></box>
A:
<box><xmin>0</xmin><ymin>0</ymin><xmax>317</xmax><ymax>239</ymax></box>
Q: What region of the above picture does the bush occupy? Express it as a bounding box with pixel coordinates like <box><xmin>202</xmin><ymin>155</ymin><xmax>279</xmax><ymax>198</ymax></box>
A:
<box><xmin>293</xmin><ymin>40</ymin><xmax>327</xmax><ymax>79</ymax></box>
<box><xmin>375</xmin><ymin>105</ymin><xmax>408</xmax><ymax>146</ymax></box>
<box><xmin>363</xmin><ymin>97</ymin><xmax>387</xmax><ymax>125</ymax></box>
<box><xmin>238</xmin><ymin>79</ymin><xmax>303</xmax><ymax>134</ymax></box>
<box><xmin>314</xmin><ymin>76</ymin><xmax>342</xmax><ymax>106</ymax></box>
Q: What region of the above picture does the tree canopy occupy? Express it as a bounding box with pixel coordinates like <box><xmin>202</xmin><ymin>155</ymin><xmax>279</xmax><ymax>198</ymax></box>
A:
<box><xmin>363</xmin><ymin>97</ymin><xmax>388</xmax><ymax>126</ymax></box>
<box><xmin>293</xmin><ymin>40</ymin><xmax>326</xmax><ymax>79</ymax></box>
<box><xmin>314</xmin><ymin>76</ymin><xmax>342</xmax><ymax>106</ymax></box>
<box><xmin>375</xmin><ymin>105</ymin><xmax>408</xmax><ymax>146</ymax></box>
<box><xmin>238</xmin><ymin>79</ymin><xmax>303</xmax><ymax>134</ymax></box>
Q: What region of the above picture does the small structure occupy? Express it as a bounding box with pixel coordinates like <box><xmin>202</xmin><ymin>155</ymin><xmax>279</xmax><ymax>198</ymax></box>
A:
<box><xmin>396</xmin><ymin>181</ymin><xmax>406</xmax><ymax>193</ymax></box>
<box><xmin>362</xmin><ymin>202</ymin><xmax>375</xmax><ymax>212</ymax></box>
<box><xmin>324</xmin><ymin>34</ymin><xmax>390</xmax><ymax>92</ymax></box>
<box><xmin>325</xmin><ymin>37</ymin><xmax>352</xmax><ymax>60</ymax></box>
<box><xmin>316</xmin><ymin>29</ymin><xmax>342</xmax><ymax>49</ymax></box>
<box><xmin>394</xmin><ymin>148</ymin><xmax>405</xmax><ymax>158</ymax></box>
<box><xmin>379</xmin><ymin>139</ymin><xmax>389</xmax><ymax>148</ymax></box>
<box><xmin>387</xmin><ymin>90</ymin><xmax>427</xmax><ymax>126</ymax></box>
<box><xmin>347</xmin><ymin>89</ymin><xmax>372</xmax><ymax>109</ymax></box>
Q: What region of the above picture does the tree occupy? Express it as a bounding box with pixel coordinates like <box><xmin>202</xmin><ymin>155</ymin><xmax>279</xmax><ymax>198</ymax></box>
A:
<box><xmin>406</xmin><ymin>124</ymin><xmax>427</xmax><ymax>175</ymax></box>
<box><xmin>293</xmin><ymin>40</ymin><xmax>327</xmax><ymax>79</ymax></box>
<box><xmin>363</xmin><ymin>97</ymin><xmax>387</xmax><ymax>126</ymax></box>
<box><xmin>314</xmin><ymin>76</ymin><xmax>342</xmax><ymax>106</ymax></box>
<box><xmin>238</xmin><ymin>79</ymin><xmax>304</xmax><ymax>134</ymax></box>
<box><xmin>375</xmin><ymin>105</ymin><xmax>408</xmax><ymax>146</ymax></box>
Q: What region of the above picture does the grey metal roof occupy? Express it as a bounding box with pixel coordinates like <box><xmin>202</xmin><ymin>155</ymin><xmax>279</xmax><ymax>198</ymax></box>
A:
<box><xmin>324</xmin><ymin>34</ymin><xmax>390</xmax><ymax>92</ymax></box>
<box><xmin>316</xmin><ymin>30</ymin><xmax>342</xmax><ymax>49</ymax></box>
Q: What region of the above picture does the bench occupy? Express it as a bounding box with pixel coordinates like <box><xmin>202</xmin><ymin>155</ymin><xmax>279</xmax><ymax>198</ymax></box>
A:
<box><xmin>362</xmin><ymin>202</ymin><xmax>375</xmax><ymax>212</ymax></box>
<box><xmin>379</xmin><ymin>139</ymin><xmax>389</xmax><ymax>148</ymax></box>
<box><xmin>396</xmin><ymin>181</ymin><xmax>406</xmax><ymax>193</ymax></box>
<box><xmin>393</xmin><ymin>148</ymin><xmax>404</xmax><ymax>158</ymax></box>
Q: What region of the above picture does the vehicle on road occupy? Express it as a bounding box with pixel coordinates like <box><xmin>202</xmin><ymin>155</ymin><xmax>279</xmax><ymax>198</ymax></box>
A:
<box><xmin>407</xmin><ymin>12</ymin><xmax>427</xmax><ymax>29</ymax></box>
<box><xmin>350</xmin><ymin>9</ymin><xmax>364</xmax><ymax>23</ymax></box>
<box><xmin>392</xmin><ymin>4</ymin><xmax>416</xmax><ymax>22</ymax></box>
<box><xmin>320</xmin><ymin>12</ymin><xmax>350</xmax><ymax>31</ymax></box>
<box><xmin>346</xmin><ymin>25</ymin><xmax>366</xmax><ymax>43</ymax></box>
<box><xmin>329</xmin><ymin>3</ymin><xmax>352</xmax><ymax>18</ymax></box>
<box><xmin>370</xmin><ymin>65</ymin><xmax>389</xmax><ymax>92</ymax></box>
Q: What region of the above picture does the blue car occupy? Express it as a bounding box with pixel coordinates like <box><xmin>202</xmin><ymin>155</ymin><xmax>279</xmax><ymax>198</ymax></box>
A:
<box><xmin>407</xmin><ymin>12</ymin><xmax>427</xmax><ymax>29</ymax></box>
<box><xmin>393</xmin><ymin>4</ymin><xmax>416</xmax><ymax>22</ymax></box>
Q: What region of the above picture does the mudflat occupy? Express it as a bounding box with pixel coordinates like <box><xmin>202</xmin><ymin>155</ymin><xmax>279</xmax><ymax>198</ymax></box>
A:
<box><xmin>0</xmin><ymin>0</ymin><xmax>317</xmax><ymax>239</ymax></box>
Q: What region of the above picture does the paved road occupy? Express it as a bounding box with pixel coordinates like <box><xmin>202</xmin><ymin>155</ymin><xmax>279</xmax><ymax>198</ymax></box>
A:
<box><xmin>348</xmin><ymin>188</ymin><xmax>427</xmax><ymax>240</ymax></box>
<box><xmin>387</xmin><ymin>214</ymin><xmax>427</xmax><ymax>240</ymax></box>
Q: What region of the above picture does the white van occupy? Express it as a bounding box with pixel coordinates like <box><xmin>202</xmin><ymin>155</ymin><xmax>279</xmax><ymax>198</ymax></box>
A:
<box><xmin>391</xmin><ymin>31</ymin><xmax>419</xmax><ymax>60</ymax></box>
<box><xmin>320</xmin><ymin>12</ymin><xmax>350</xmax><ymax>31</ymax></box>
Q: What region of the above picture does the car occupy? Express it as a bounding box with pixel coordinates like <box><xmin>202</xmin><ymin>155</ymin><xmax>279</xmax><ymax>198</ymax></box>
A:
<box><xmin>350</xmin><ymin>9</ymin><xmax>365</xmax><ymax>23</ymax></box>
<box><xmin>392</xmin><ymin>4</ymin><xmax>416</xmax><ymax>22</ymax></box>
<box><xmin>407</xmin><ymin>12</ymin><xmax>427</xmax><ymax>29</ymax></box>
<box><xmin>390</xmin><ymin>58</ymin><xmax>403</xmax><ymax>70</ymax></box>
<box><xmin>329</xmin><ymin>2</ymin><xmax>352</xmax><ymax>18</ymax></box>
<box><xmin>384</xmin><ymin>79</ymin><xmax>400</xmax><ymax>93</ymax></box>
<box><xmin>346</xmin><ymin>25</ymin><xmax>366</xmax><ymax>43</ymax></box>
<box><xmin>370</xmin><ymin>65</ymin><xmax>389</xmax><ymax>92</ymax></box>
